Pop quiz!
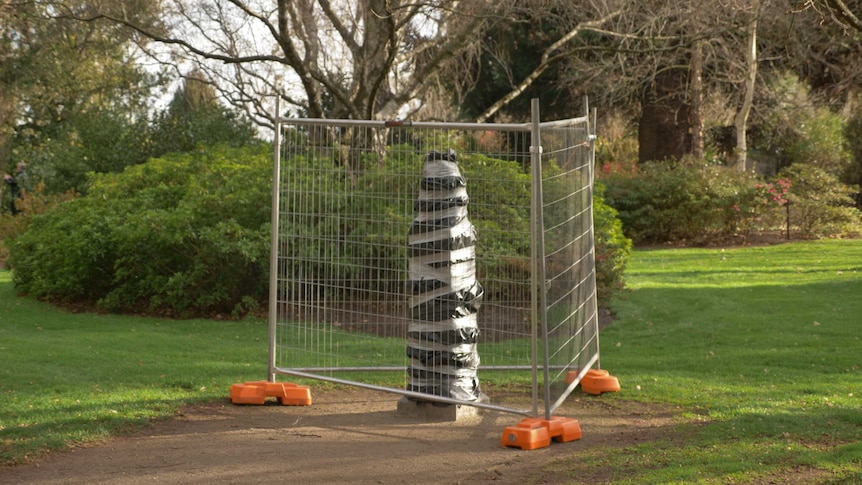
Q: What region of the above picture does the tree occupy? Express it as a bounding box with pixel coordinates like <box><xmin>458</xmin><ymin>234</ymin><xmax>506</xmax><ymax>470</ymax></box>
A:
<box><xmin>443</xmin><ymin>1</ymin><xmax>764</xmax><ymax>163</ymax></box>
<box><xmin>449</xmin><ymin>1</ymin><xmax>861</xmax><ymax>169</ymax></box>
<box><xmin>150</xmin><ymin>70</ymin><xmax>258</xmax><ymax>156</ymax></box>
<box><xmin>1</xmin><ymin>0</ymin><xmax>164</xmax><ymax>190</ymax></box>
<box><xmin>60</xmin><ymin>0</ymin><xmax>512</xmax><ymax>129</ymax></box>
<box><xmin>50</xmin><ymin>0</ymin><xmax>862</xmax><ymax>172</ymax></box>
<box><xmin>632</xmin><ymin>1</ymin><xmax>768</xmax><ymax>165</ymax></box>
<box><xmin>732</xmin><ymin>0</ymin><xmax>760</xmax><ymax>172</ymax></box>
<box><xmin>450</xmin><ymin>6</ymin><xmax>623</xmax><ymax>123</ymax></box>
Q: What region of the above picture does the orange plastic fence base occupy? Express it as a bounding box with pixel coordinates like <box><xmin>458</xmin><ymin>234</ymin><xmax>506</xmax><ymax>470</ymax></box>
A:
<box><xmin>581</xmin><ymin>369</ymin><xmax>621</xmax><ymax>395</ymax></box>
<box><xmin>501</xmin><ymin>416</ymin><xmax>582</xmax><ymax>450</ymax></box>
<box><xmin>566</xmin><ymin>368</ymin><xmax>621</xmax><ymax>395</ymax></box>
<box><xmin>229</xmin><ymin>381</ymin><xmax>312</xmax><ymax>406</ymax></box>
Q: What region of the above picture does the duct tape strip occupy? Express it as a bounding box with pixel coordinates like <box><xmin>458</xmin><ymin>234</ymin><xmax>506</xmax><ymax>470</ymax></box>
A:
<box><xmin>408</xmin><ymin>247</ymin><xmax>476</xmax><ymax>267</ymax></box>
<box><xmin>407</xmin><ymin>217</ymin><xmax>474</xmax><ymax>245</ymax></box>
<box><xmin>405</xmin><ymin>315</ymin><xmax>479</xmax><ymax>333</ymax></box>
<box><xmin>407</xmin><ymin>331</ymin><xmax>479</xmax><ymax>354</ymax></box>
<box><xmin>406</xmin><ymin>348</ymin><xmax>480</xmax><ymax>368</ymax></box>
<box><xmin>408</xmin><ymin>231</ymin><xmax>476</xmax><ymax>257</ymax></box>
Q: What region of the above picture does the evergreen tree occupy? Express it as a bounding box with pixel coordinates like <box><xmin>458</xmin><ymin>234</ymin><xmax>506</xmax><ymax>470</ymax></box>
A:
<box><xmin>151</xmin><ymin>71</ymin><xmax>257</xmax><ymax>156</ymax></box>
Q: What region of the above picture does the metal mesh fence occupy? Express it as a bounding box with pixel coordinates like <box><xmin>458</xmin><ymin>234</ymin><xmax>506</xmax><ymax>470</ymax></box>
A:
<box><xmin>269</xmin><ymin>102</ymin><xmax>599</xmax><ymax>418</ymax></box>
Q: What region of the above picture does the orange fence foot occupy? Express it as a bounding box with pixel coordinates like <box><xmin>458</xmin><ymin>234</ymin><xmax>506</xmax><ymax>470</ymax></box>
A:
<box><xmin>501</xmin><ymin>418</ymin><xmax>551</xmax><ymax>450</ymax></box>
<box><xmin>229</xmin><ymin>381</ymin><xmax>312</xmax><ymax>406</ymax></box>
<box><xmin>546</xmin><ymin>416</ymin><xmax>583</xmax><ymax>442</ymax></box>
<box><xmin>580</xmin><ymin>369</ymin><xmax>621</xmax><ymax>395</ymax></box>
<box><xmin>501</xmin><ymin>416</ymin><xmax>582</xmax><ymax>450</ymax></box>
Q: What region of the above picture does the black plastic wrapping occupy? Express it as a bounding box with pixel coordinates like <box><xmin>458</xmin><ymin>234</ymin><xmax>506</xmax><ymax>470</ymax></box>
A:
<box><xmin>405</xmin><ymin>149</ymin><xmax>483</xmax><ymax>401</ymax></box>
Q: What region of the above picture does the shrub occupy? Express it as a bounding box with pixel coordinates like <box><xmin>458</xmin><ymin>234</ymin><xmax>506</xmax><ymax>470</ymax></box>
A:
<box><xmin>779</xmin><ymin>163</ymin><xmax>861</xmax><ymax>238</ymax></box>
<box><xmin>593</xmin><ymin>183</ymin><xmax>632</xmax><ymax>303</ymax></box>
<box><xmin>599</xmin><ymin>157</ymin><xmax>813</xmax><ymax>245</ymax></box>
<box><xmin>602</xmin><ymin>158</ymin><xmax>770</xmax><ymax>245</ymax></box>
<box><xmin>0</xmin><ymin>183</ymin><xmax>76</xmax><ymax>266</ymax></box>
<box><xmin>9</xmin><ymin>145</ymin><xmax>271</xmax><ymax>316</ymax></box>
<box><xmin>844</xmin><ymin>105</ymin><xmax>862</xmax><ymax>207</ymax></box>
<box><xmin>9</xmin><ymin>142</ymin><xmax>631</xmax><ymax>316</ymax></box>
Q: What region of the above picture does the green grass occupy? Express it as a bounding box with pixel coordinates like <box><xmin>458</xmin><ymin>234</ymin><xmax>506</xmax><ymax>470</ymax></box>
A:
<box><xmin>2</xmin><ymin>240</ymin><xmax>862</xmax><ymax>483</ymax></box>
<box><xmin>0</xmin><ymin>270</ymin><xmax>270</xmax><ymax>464</ymax></box>
<box><xmin>563</xmin><ymin>239</ymin><xmax>862</xmax><ymax>484</ymax></box>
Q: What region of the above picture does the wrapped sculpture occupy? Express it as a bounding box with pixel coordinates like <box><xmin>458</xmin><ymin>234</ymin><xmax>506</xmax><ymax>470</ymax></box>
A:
<box><xmin>406</xmin><ymin>149</ymin><xmax>483</xmax><ymax>401</ymax></box>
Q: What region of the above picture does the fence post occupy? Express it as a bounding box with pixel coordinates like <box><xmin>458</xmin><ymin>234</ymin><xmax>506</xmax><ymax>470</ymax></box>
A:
<box><xmin>267</xmin><ymin>94</ymin><xmax>281</xmax><ymax>383</ymax></box>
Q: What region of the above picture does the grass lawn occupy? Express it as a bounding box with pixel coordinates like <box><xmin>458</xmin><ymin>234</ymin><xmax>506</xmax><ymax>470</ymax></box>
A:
<box><xmin>0</xmin><ymin>270</ymin><xmax>270</xmax><ymax>463</ymax></box>
<box><xmin>571</xmin><ymin>239</ymin><xmax>862</xmax><ymax>484</ymax></box>
<box><xmin>1</xmin><ymin>239</ymin><xmax>861</xmax><ymax>483</ymax></box>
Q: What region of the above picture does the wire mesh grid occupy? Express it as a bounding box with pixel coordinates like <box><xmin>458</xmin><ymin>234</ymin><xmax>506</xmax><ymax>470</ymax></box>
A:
<box><xmin>270</xmin><ymin>109</ymin><xmax>598</xmax><ymax>417</ymax></box>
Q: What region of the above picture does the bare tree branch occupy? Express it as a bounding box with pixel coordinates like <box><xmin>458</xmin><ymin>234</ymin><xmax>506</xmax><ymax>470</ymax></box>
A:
<box><xmin>822</xmin><ymin>0</ymin><xmax>862</xmax><ymax>32</ymax></box>
<box><xmin>474</xmin><ymin>9</ymin><xmax>624</xmax><ymax>123</ymax></box>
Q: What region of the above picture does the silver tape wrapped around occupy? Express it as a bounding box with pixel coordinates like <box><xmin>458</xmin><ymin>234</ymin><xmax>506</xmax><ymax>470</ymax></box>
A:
<box><xmin>406</xmin><ymin>149</ymin><xmax>483</xmax><ymax>401</ymax></box>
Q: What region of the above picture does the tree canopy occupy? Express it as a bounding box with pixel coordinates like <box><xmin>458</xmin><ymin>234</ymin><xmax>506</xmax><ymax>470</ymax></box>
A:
<box><xmin>0</xmin><ymin>0</ymin><xmax>161</xmax><ymax>174</ymax></box>
<box><xmin>2</xmin><ymin>0</ymin><xmax>861</xmax><ymax>181</ymax></box>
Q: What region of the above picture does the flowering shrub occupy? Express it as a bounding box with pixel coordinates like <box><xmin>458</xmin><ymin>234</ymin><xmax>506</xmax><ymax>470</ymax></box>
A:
<box><xmin>602</xmin><ymin>159</ymin><xmax>766</xmax><ymax>244</ymax></box>
<box><xmin>602</xmin><ymin>158</ymin><xmax>806</xmax><ymax>244</ymax></box>
<box><xmin>754</xmin><ymin>178</ymin><xmax>791</xmax><ymax>207</ymax></box>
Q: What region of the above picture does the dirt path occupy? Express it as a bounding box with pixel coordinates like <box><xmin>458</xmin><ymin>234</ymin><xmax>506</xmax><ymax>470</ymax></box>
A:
<box><xmin>1</xmin><ymin>387</ymin><xmax>678</xmax><ymax>484</ymax></box>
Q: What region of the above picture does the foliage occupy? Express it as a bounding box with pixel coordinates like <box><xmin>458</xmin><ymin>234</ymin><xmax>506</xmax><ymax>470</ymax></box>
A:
<box><xmin>460</xmin><ymin>152</ymin><xmax>532</xmax><ymax>303</ymax></box>
<box><xmin>462</xmin><ymin>152</ymin><xmax>630</xmax><ymax>307</ymax></box>
<box><xmin>27</xmin><ymin>82</ymin><xmax>258</xmax><ymax>196</ymax></box>
<box><xmin>0</xmin><ymin>1</ymin><xmax>162</xmax><ymax>176</ymax></box>
<box><xmin>593</xmin><ymin>182</ymin><xmax>632</xmax><ymax>303</ymax></box>
<box><xmin>601</xmin><ymin>158</ymin><xmax>772</xmax><ymax>245</ymax></box>
<box><xmin>843</xmin><ymin>96</ymin><xmax>862</xmax><ymax>206</ymax></box>
<box><xmin>754</xmin><ymin>73</ymin><xmax>853</xmax><ymax>176</ymax></box>
<box><xmin>779</xmin><ymin>163</ymin><xmax>861</xmax><ymax>238</ymax></box>
<box><xmin>8</xmin><ymin>145</ymin><xmax>272</xmax><ymax>316</ymax></box>
<box><xmin>753</xmin><ymin>178</ymin><xmax>791</xmax><ymax>208</ymax></box>
<box><xmin>19</xmin><ymin>108</ymin><xmax>155</xmax><ymax>194</ymax></box>
<box><xmin>149</xmin><ymin>72</ymin><xmax>258</xmax><ymax>157</ymax></box>
<box><xmin>9</xmin><ymin>136</ymin><xmax>630</xmax><ymax>316</ymax></box>
<box><xmin>448</xmin><ymin>9</ymin><xmax>578</xmax><ymax>122</ymax></box>
<box><xmin>0</xmin><ymin>183</ymin><xmax>76</xmax><ymax>264</ymax></box>
<box><xmin>595</xmin><ymin>111</ymin><xmax>639</xmax><ymax>175</ymax></box>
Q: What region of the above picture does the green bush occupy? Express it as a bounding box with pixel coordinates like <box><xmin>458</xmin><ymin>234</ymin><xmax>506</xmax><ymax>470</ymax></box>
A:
<box><xmin>0</xmin><ymin>184</ymin><xmax>76</xmax><ymax>265</ymax></box>
<box><xmin>9</xmin><ymin>142</ymin><xmax>631</xmax><ymax>316</ymax></box>
<box><xmin>844</xmin><ymin>107</ymin><xmax>862</xmax><ymax>206</ymax></box>
<box><xmin>593</xmin><ymin>182</ymin><xmax>632</xmax><ymax>303</ymax></box>
<box><xmin>9</xmin><ymin>145</ymin><xmax>271</xmax><ymax>316</ymax></box>
<box><xmin>602</xmin><ymin>159</ymin><xmax>768</xmax><ymax>245</ymax></box>
<box><xmin>779</xmin><ymin>163</ymin><xmax>861</xmax><ymax>238</ymax></box>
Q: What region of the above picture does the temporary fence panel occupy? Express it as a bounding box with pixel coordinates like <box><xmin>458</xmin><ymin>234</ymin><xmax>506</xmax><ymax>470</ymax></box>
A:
<box><xmin>269</xmin><ymin>101</ymin><xmax>599</xmax><ymax>418</ymax></box>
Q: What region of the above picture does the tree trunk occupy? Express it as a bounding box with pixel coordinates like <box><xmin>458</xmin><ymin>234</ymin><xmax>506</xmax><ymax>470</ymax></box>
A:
<box><xmin>733</xmin><ymin>4</ymin><xmax>758</xmax><ymax>172</ymax></box>
<box><xmin>638</xmin><ymin>67</ymin><xmax>692</xmax><ymax>164</ymax></box>
<box><xmin>689</xmin><ymin>38</ymin><xmax>705</xmax><ymax>160</ymax></box>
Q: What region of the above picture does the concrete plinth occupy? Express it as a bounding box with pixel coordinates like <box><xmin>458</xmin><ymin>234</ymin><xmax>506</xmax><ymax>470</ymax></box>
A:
<box><xmin>396</xmin><ymin>394</ymin><xmax>489</xmax><ymax>422</ymax></box>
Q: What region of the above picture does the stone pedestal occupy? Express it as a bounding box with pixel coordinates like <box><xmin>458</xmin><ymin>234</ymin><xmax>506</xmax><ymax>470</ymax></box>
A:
<box><xmin>395</xmin><ymin>394</ymin><xmax>489</xmax><ymax>422</ymax></box>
